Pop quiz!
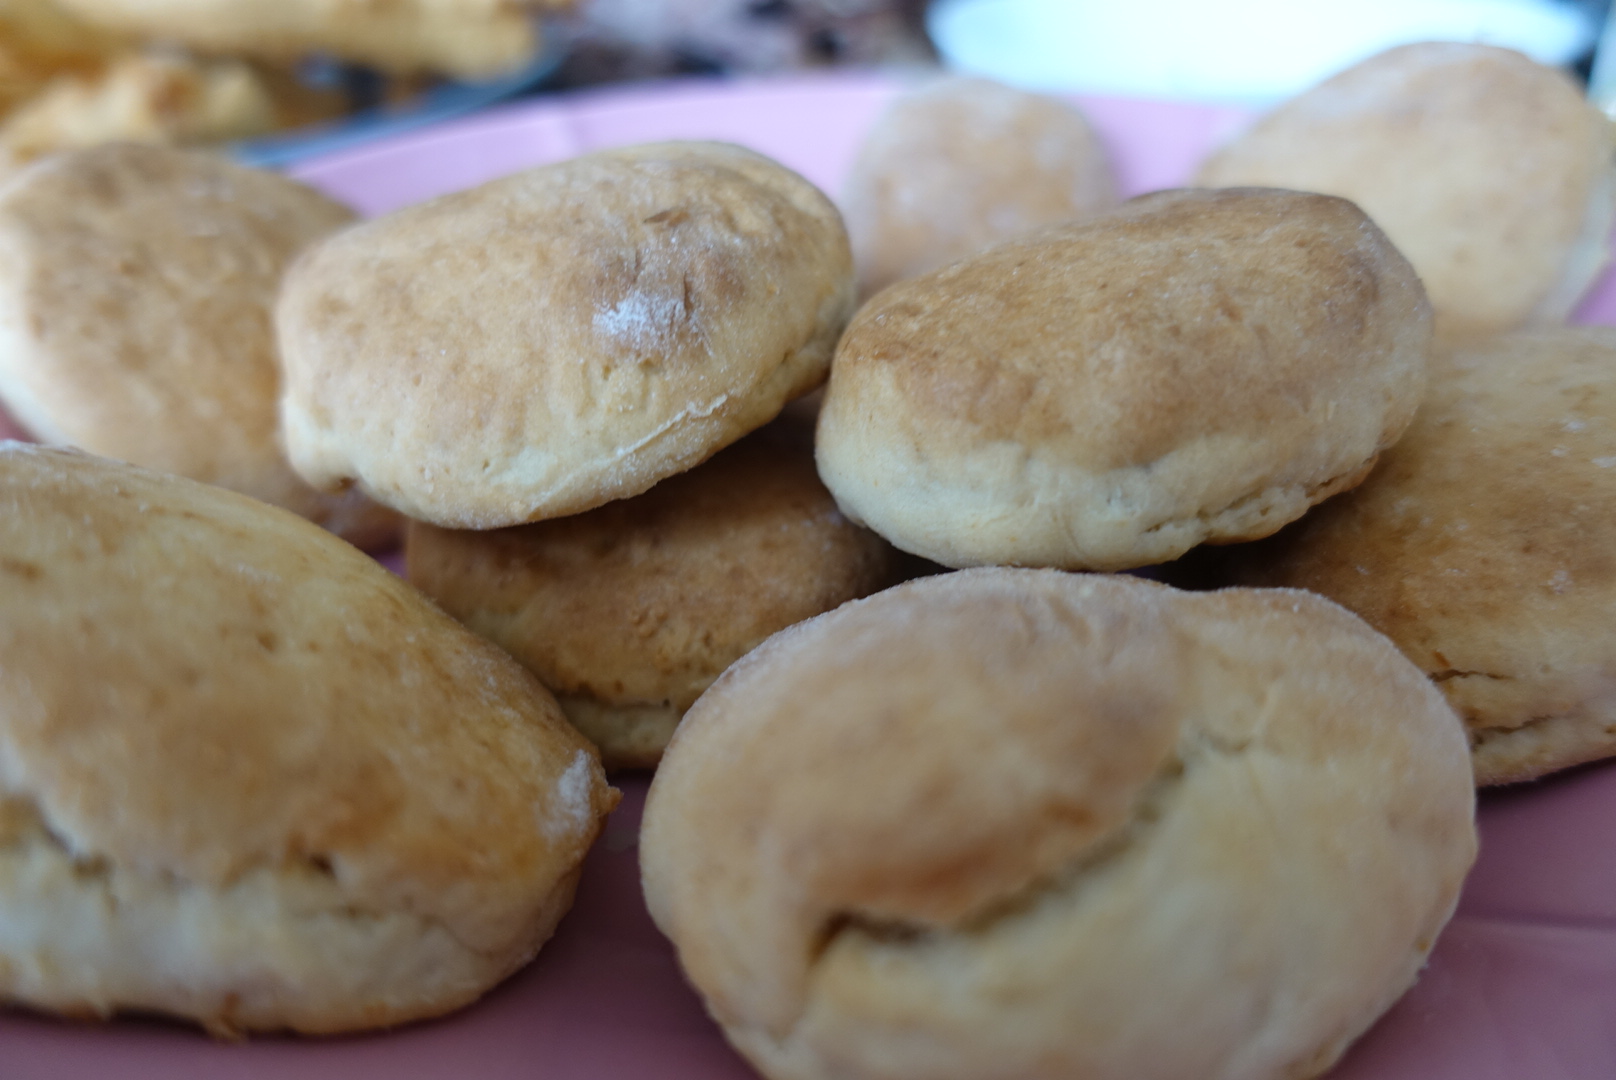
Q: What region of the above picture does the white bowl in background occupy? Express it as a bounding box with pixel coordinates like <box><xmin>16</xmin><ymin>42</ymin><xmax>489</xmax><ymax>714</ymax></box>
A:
<box><xmin>927</xmin><ymin>0</ymin><xmax>1598</xmax><ymax>104</ymax></box>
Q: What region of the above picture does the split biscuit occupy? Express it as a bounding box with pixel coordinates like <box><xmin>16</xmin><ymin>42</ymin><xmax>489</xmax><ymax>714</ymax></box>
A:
<box><xmin>842</xmin><ymin>76</ymin><xmax>1116</xmax><ymax>298</ymax></box>
<box><xmin>0</xmin><ymin>444</ymin><xmax>616</xmax><ymax>1035</ymax></box>
<box><xmin>1227</xmin><ymin>326</ymin><xmax>1616</xmax><ymax>785</ymax></box>
<box><xmin>0</xmin><ymin>142</ymin><xmax>398</xmax><ymax>547</ymax></box>
<box><xmin>815</xmin><ymin>187</ymin><xmax>1430</xmax><ymax>572</ymax></box>
<box><xmin>642</xmin><ymin>568</ymin><xmax>1476</xmax><ymax>1080</ymax></box>
<box><xmin>279</xmin><ymin>140</ymin><xmax>853</xmax><ymax>530</ymax></box>
<box><xmin>407</xmin><ymin>418</ymin><xmax>899</xmax><ymax>770</ymax></box>
<box><xmin>1197</xmin><ymin>42</ymin><xmax>1616</xmax><ymax>343</ymax></box>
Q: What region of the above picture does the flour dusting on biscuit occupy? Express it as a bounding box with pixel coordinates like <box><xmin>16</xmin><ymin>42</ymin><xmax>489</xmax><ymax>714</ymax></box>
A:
<box><xmin>279</xmin><ymin>140</ymin><xmax>853</xmax><ymax>530</ymax></box>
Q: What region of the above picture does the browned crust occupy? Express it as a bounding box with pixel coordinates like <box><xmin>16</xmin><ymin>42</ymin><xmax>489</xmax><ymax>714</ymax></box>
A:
<box><xmin>407</xmin><ymin>418</ymin><xmax>899</xmax><ymax>769</ymax></box>
<box><xmin>1227</xmin><ymin>326</ymin><xmax>1616</xmax><ymax>784</ymax></box>
<box><xmin>0</xmin><ymin>445</ymin><xmax>616</xmax><ymax>1032</ymax></box>
<box><xmin>279</xmin><ymin>140</ymin><xmax>853</xmax><ymax>530</ymax></box>
<box><xmin>816</xmin><ymin>187</ymin><xmax>1430</xmax><ymax>571</ymax></box>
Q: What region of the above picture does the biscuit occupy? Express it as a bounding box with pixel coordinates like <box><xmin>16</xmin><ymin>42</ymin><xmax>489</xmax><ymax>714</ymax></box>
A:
<box><xmin>0</xmin><ymin>444</ymin><xmax>617</xmax><ymax>1035</ymax></box>
<box><xmin>642</xmin><ymin>568</ymin><xmax>1476</xmax><ymax>1080</ymax></box>
<box><xmin>1226</xmin><ymin>326</ymin><xmax>1616</xmax><ymax>785</ymax></box>
<box><xmin>53</xmin><ymin>0</ymin><xmax>566</xmax><ymax>79</ymax></box>
<box><xmin>1197</xmin><ymin>42</ymin><xmax>1616</xmax><ymax>343</ymax></box>
<box><xmin>279</xmin><ymin>140</ymin><xmax>853</xmax><ymax>530</ymax></box>
<box><xmin>407</xmin><ymin>418</ymin><xmax>898</xmax><ymax>769</ymax></box>
<box><xmin>815</xmin><ymin>187</ymin><xmax>1430</xmax><ymax>571</ymax></box>
<box><xmin>841</xmin><ymin>76</ymin><xmax>1116</xmax><ymax>297</ymax></box>
<box><xmin>0</xmin><ymin>142</ymin><xmax>398</xmax><ymax>548</ymax></box>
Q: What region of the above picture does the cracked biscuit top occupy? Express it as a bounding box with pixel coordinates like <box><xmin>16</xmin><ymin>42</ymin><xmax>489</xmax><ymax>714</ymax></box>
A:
<box><xmin>641</xmin><ymin>568</ymin><xmax>1475</xmax><ymax>1080</ymax></box>
<box><xmin>0</xmin><ymin>445</ymin><xmax>617</xmax><ymax>1034</ymax></box>
<box><xmin>276</xmin><ymin>140</ymin><xmax>854</xmax><ymax>530</ymax></box>
<box><xmin>1226</xmin><ymin>326</ymin><xmax>1616</xmax><ymax>785</ymax></box>
<box><xmin>814</xmin><ymin>187</ymin><xmax>1431</xmax><ymax>573</ymax></box>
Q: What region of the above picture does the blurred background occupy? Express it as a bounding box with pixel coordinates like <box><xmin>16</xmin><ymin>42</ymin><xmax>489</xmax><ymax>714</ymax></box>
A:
<box><xmin>1</xmin><ymin>0</ymin><xmax>1613</xmax><ymax>170</ymax></box>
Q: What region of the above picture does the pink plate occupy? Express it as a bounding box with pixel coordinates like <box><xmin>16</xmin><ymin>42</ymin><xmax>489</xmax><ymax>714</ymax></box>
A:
<box><xmin>6</xmin><ymin>72</ymin><xmax>1616</xmax><ymax>1079</ymax></box>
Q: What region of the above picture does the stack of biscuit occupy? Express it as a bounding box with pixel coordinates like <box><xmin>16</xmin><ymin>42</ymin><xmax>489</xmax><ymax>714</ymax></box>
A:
<box><xmin>3</xmin><ymin>36</ymin><xmax>1612</xmax><ymax>1078</ymax></box>
<box><xmin>274</xmin><ymin>138</ymin><xmax>906</xmax><ymax>770</ymax></box>
<box><xmin>631</xmin><ymin>80</ymin><xmax>1486</xmax><ymax>1077</ymax></box>
<box><xmin>251</xmin><ymin>109</ymin><xmax>1489</xmax><ymax>1071</ymax></box>
<box><xmin>0</xmin><ymin>135</ymin><xmax>908</xmax><ymax>1031</ymax></box>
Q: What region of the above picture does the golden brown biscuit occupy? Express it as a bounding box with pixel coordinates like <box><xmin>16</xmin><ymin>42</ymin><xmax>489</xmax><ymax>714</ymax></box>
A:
<box><xmin>407</xmin><ymin>418</ymin><xmax>899</xmax><ymax>770</ymax></box>
<box><xmin>279</xmin><ymin>140</ymin><xmax>853</xmax><ymax>530</ymax></box>
<box><xmin>816</xmin><ymin>187</ymin><xmax>1430</xmax><ymax>572</ymax></box>
<box><xmin>1197</xmin><ymin>42</ymin><xmax>1616</xmax><ymax>343</ymax></box>
<box><xmin>0</xmin><ymin>444</ymin><xmax>617</xmax><ymax>1034</ymax></box>
<box><xmin>842</xmin><ymin>76</ymin><xmax>1116</xmax><ymax>298</ymax></box>
<box><xmin>0</xmin><ymin>142</ymin><xmax>399</xmax><ymax>548</ymax></box>
<box><xmin>642</xmin><ymin>568</ymin><xmax>1476</xmax><ymax>1080</ymax></box>
<box><xmin>52</xmin><ymin>0</ymin><xmax>566</xmax><ymax>79</ymax></box>
<box><xmin>1226</xmin><ymin>326</ymin><xmax>1616</xmax><ymax>785</ymax></box>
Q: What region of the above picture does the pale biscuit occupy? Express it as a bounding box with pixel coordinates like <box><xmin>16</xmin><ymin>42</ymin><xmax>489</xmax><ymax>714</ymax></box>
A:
<box><xmin>815</xmin><ymin>187</ymin><xmax>1430</xmax><ymax>572</ymax></box>
<box><xmin>642</xmin><ymin>568</ymin><xmax>1476</xmax><ymax>1080</ymax></box>
<box><xmin>0</xmin><ymin>444</ymin><xmax>617</xmax><ymax>1035</ymax></box>
<box><xmin>279</xmin><ymin>140</ymin><xmax>853</xmax><ymax>530</ymax></box>
<box><xmin>1226</xmin><ymin>327</ymin><xmax>1616</xmax><ymax>785</ymax></box>
<box><xmin>1197</xmin><ymin>42</ymin><xmax>1616</xmax><ymax>343</ymax></box>
<box><xmin>841</xmin><ymin>76</ymin><xmax>1116</xmax><ymax>297</ymax></box>
<box><xmin>52</xmin><ymin>0</ymin><xmax>567</xmax><ymax>79</ymax></box>
<box><xmin>407</xmin><ymin>418</ymin><xmax>898</xmax><ymax>770</ymax></box>
<box><xmin>0</xmin><ymin>142</ymin><xmax>399</xmax><ymax>548</ymax></box>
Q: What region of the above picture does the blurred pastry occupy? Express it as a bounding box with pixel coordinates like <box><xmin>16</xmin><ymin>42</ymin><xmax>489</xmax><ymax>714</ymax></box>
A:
<box><xmin>642</xmin><ymin>568</ymin><xmax>1476</xmax><ymax>1080</ymax></box>
<box><xmin>279</xmin><ymin>140</ymin><xmax>853</xmax><ymax>530</ymax></box>
<box><xmin>407</xmin><ymin>418</ymin><xmax>899</xmax><ymax>769</ymax></box>
<box><xmin>842</xmin><ymin>75</ymin><xmax>1116</xmax><ymax>297</ymax></box>
<box><xmin>1226</xmin><ymin>326</ymin><xmax>1616</xmax><ymax>785</ymax></box>
<box><xmin>54</xmin><ymin>0</ymin><xmax>571</xmax><ymax>79</ymax></box>
<box><xmin>816</xmin><ymin>187</ymin><xmax>1430</xmax><ymax>571</ymax></box>
<box><xmin>0</xmin><ymin>52</ymin><xmax>279</xmax><ymax>172</ymax></box>
<box><xmin>0</xmin><ymin>142</ymin><xmax>398</xmax><ymax>547</ymax></box>
<box><xmin>1197</xmin><ymin>42</ymin><xmax>1616</xmax><ymax>343</ymax></box>
<box><xmin>0</xmin><ymin>445</ymin><xmax>616</xmax><ymax>1034</ymax></box>
<box><xmin>0</xmin><ymin>0</ymin><xmax>127</xmax><ymax>119</ymax></box>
